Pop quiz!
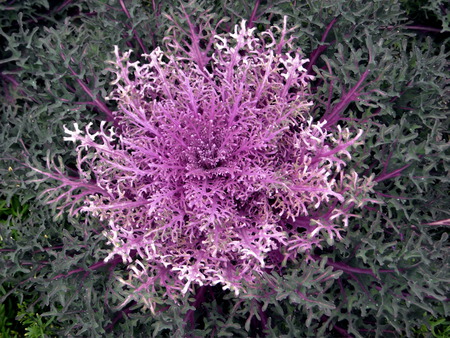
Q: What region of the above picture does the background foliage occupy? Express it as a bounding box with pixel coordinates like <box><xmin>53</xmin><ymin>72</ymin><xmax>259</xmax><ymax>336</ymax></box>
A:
<box><xmin>0</xmin><ymin>0</ymin><xmax>448</xmax><ymax>336</ymax></box>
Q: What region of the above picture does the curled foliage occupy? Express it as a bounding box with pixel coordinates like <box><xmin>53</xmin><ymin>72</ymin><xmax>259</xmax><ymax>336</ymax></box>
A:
<box><xmin>59</xmin><ymin>19</ymin><xmax>369</xmax><ymax>303</ymax></box>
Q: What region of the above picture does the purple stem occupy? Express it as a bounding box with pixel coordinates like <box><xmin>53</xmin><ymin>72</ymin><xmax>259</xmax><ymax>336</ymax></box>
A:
<box><xmin>258</xmin><ymin>301</ymin><xmax>268</xmax><ymax>333</ymax></box>
<box><xmin>307</xmin><ymin>16</ymin><xmax>339</xmax><ymax>76</ymax></box>
<box><xmin>69</xmin><ymin>67</ymin><xmax>114</xmax><ymax>120</ymax></box>
<box><xmin>333</xmin><ymin>324</ymin><xmax>352</xmax><ymax>337</ymax></box>
<box><xmin>375</xmin><ymin>191</ymin><xmax>411</xmax><ymax>199</ymax></box>
<box><xmin>338</xmin><ymin>279</ymin><xmax>347</xmax><ymax>303</ymax></box>
<box><xmin>104</xmin><ymin>306</ymin><xmax>133</xmax><ymax>332</ymax></box>
<box><xmin>372</xmin><ymin>284</ymin><xmax>449</xmax><ymax>302</ymax></box>
<box><xmin>51</xmin><ymin>255</ymin><xmax>122</xmax><ymax>280</ymax></box>
<box><xmin>59</xmin><ymin>52</ymin><xmax>115</xmax><ymax>122</ymax></box>
<box><xmin>21</xmin><ymin>261</ymin><xmax>50</xmax><ymax>266</ymax></box>
<box><xmin>359</xmin><ymin>328</ymin><xmax>398</xmax><ymax>334</ymax></box>
<box><xmin>313</xmin><ymin>256</ymin><xmax>412</xmax><ymax>278</ymax></box>
<box><xmin>34</xmin><ymin>245</ymin><xmax>64</xmax><ymax>253</ymax></box>
<box><xmin>1</xmin><ymin>73</ymin><xmax>30</xmax><ymax>99</ymax></box>
<box><xmin>118</xmin><ymin>0</ymin><xmax>149</xmax><ymax>55</ymax></box>
<box><xmin>321</xmin><ymin>69</ymin><xmax>371</xmax><ymax>128</ymax></box>
<box><xmin>184</xmin><ymin>285</ymin><xmax>207</xmax><ymax>330</ymax></box>
<box><xmin>374</xmin><ymin>163</ymin><xmax>411</xmax><ymax>183</ymax></box>
<box><xmin>347</xmin><ymin>271</ymin><xmax>377</xmax><ymax>303</ymax></box>
<box><xmin>54</xmin><ymin>0</ymin><xmax>72</xmax><ymax>13</ymax></box>
<box><xmin>0</xmin><ymin>245</ymin><xmax>64</xmax><ymax>253</ymax></box>
<box><xmin>247</xmin><ymin>0</ymin><xmax>260</xmax><ymax>29</ymax></box>
<box><xmin>0</xmin><ymin>265</ymin><xmax>45</xmax><ymax>303</ymax></box>
<box><xmin>1</xmin><ymin>73</ymin><xmax>19</xmax><ymax>87</ymax></box>
<box><xmin>405</xmin><ymin>25</ymin><xmax>443</xmax><ymax>33</ymax></box>
<box><xmin>15</xmin><ymin>0</ymin><xmax>76</xmax><ymax>25</ymax></box>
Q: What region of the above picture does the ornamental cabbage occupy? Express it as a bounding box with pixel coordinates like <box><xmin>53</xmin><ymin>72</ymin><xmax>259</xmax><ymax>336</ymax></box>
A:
<box><xmin>55</xmin><ymin>18</ymin><xmax>368</xmax><ymax>304</ymax></box>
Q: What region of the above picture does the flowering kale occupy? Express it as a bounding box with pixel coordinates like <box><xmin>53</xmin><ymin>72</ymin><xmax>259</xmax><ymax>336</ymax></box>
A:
<box><xmin>50</xmin><ymin>19</ymin><xmax>369</xmax><ymax>304</ymax></box>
